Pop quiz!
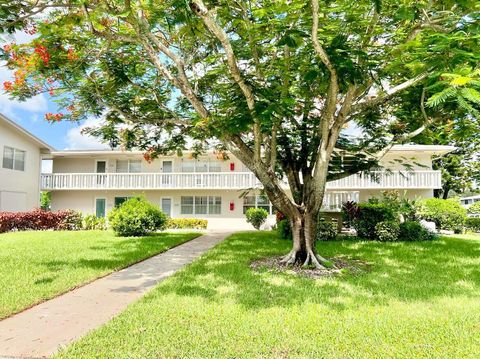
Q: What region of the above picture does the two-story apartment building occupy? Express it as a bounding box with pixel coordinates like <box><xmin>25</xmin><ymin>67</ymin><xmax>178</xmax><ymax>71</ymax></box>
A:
<box><xmin>41</xmin><ymin>145</ymin><xmax>454</xmax><ymax>228</ymax></box>
<box><xmin>0</xmin><ymin>114</ymin><xmax>53</xmax><ymax>211</ymax></box>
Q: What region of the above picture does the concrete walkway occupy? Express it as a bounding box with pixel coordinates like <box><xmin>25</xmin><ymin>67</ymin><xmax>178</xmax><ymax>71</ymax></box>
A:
<box><xmin>0</xmin><ymin>231</ymin><xmax>231</xmax><ymax>358</ymax></box>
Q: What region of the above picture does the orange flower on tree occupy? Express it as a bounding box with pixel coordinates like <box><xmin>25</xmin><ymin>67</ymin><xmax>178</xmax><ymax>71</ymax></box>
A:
<box><xmin>67</xmin><ymin>48</ymin><xmax>78</xmax><ymax>61</ymax></box>
<box><xmin>3</xmin><ymin>81</ymin><xmax>13</xmax><ymax>92</ymax></box>
<box><xmin>45</xmin><ymin>113</ymin><xmax>64</xmax><ymax>122</ymax></box>
<box><xmin>34</xmin><ymin>45</ymin><xmax>50</xmax><ymax>66</ymax></box>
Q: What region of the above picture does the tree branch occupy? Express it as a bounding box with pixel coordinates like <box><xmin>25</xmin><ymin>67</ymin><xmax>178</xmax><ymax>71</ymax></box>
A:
<box><xmin>190</xmin><ymin>0</ymin><xmax>261</xmax><ymax>162</ymax></box>
<box><xmin>311</xmin><ymin>0</ymin><xmax>339</xmax><ymax>137</ymax></box>
<box><xmin>350</xmin><ymin>73</ymin><xmax>429</xmax><ymax>116</ymax></box>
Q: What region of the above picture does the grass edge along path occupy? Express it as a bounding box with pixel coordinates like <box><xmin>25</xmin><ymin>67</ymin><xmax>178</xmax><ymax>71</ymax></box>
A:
<box><xmin>0</xmin><ymin>230</ymin><xmax>201</xmax><ymax>319</ymax></box>
<box><xmin>57</xmin><ymin>231</ymin><xmax>480</xmax><ymax>358</ymax></box>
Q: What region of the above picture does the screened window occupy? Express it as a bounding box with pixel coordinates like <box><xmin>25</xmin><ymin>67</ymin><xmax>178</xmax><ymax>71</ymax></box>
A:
<box><xmin>243</xmin><ymin>195</ymin><xmax>273</xmax><ymax>214</ymax></box>
<box><xmin>243</xmin><ymin>195</ymin><xmax>256</xmax><ymax>214</ymax></box>
<box><xmin>209</xmin><ymin>196</ymin><xmax>222</xmax><ymax>214</ymax></box>
<box><xmin>2</xmin><ymin>146</ymin><xmax>25</xmax><ymax>171</ymax></box>
<box><xmin>208</xmin><ymin>161</ymin><xmax>222</xmax><ymax>172</ymax></box>
<box><xmin>181</xmin><ymin>159</ymin><xmax>223</xmax><ymax>172</ymax></box>
<box><xmin>181</xmin><ymin>196</ymin><xmax>194</xmax><ymax>214</ymax></box>
<box><xmin>195</xmin><ymin>196</ymin><xmax>208</xmax><ymax>214</ymax></box>
<box><xmin>129</xmin><ymin>160</ymin><xmax>141</xmax><ymax>173</ymax></box>
<box><xmin>116</xmin><ymin>159</ymin><xmax>141</xmax><ymax>173</ymax></box>
<box><xmin>181</xmin><ymin>160</ymin><xmax>195</xmax><ymax>173</ymax></box>
<box><xmin>116</xmin><ymin>160</ymin><xmax>129</xmax><ymax>173</ymax></box>
<box><xmin>196</xmin><ymin>160</ymin><xmax>208</xmax><ymax>173</ymax></box>
<box><xmin>257</xmin><ymin>195</ymin><xmax>270</xmax><ymax>212</ymax></box>
<box><xmin>181</xmin><ymin>196</ymin><xmax>222</xmax><ymax>215</ymax></box>
<box><xmin>114</xmin><ymin>197</ymin><xmax>131</xmax><ymax>207</ymax></box>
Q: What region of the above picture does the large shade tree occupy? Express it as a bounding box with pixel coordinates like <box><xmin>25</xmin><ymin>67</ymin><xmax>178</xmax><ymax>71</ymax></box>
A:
<box><xmin>1</xmin><ymin>0</ymin><xmax>478</xmax><ymax>267</ymax></box>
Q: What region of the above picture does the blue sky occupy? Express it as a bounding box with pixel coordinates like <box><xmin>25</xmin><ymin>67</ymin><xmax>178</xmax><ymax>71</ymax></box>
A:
<box><xmin>0</xmin><ymin>32</ymin><xmax>106</xmax><ymax>150</ymax></box>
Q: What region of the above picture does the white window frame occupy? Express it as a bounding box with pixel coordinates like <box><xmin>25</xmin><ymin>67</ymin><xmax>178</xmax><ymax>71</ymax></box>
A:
<box><xmin>160</xmin><ymin>197</ymin><xmax>173</xmax><ymax>216</ymax></box>
<box><xmin>181</xmin><ymin>158</ymin><xmax>223</xmax><ymax>173</ymax></box>
<box><xmin>95</xmin><ymin>197</ymin><xmax>107</xmax><ymax>218</ymax></box>
<box><xmin>95</xmin><ymin>159</ymin><xmax>108</xmax><ymax>173</ymax></box>
<box><xmin>2</xmin><ymin>146</ymin><xmax>26</xmax><ymax>171</ymax></box>
<box><xmin>243</xmin><ymin>195</ymin><xmax>273</xmax><ymax>215</ymax></box>
<box><xmin>116</xmin><ymin>159</ymin><xmax>142</xmax><ymax>173</ymax></box>
<box><xmin>161</xmin><ymin>160</ymin><xmax>174</xmax><ymax>173</ymax></box>
<box><xmin>180</xmin><ymin>196</ymin><xmax>222</xmax><ymax>215</ymax></box>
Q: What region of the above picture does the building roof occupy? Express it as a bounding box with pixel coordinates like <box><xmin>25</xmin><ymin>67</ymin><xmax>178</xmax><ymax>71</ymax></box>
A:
<box><xmin>389</xmin><ymin>144</ymin><xmax>456</xmax><ymax>155</ymax></box>
<box><xmin>0</xmin><ymin>113</ymin><xmax>54</xmax><ymax>153</ymax></box>
<box><xmin>460</xmin><ymin>194</ymin><xmax>480</xmax><ymax>201</ymax></box>
<box><xmin>49</xmin><ymin>144</ymin><xmax>457</xmax><ymax>158</ymax></box>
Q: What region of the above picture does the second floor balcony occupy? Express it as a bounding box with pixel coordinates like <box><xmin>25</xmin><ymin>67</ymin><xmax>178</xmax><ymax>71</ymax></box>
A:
<box><xmin>40</xmin><ymin>170</ymin><xmax>442</xmax><ymax>191</ymax></box>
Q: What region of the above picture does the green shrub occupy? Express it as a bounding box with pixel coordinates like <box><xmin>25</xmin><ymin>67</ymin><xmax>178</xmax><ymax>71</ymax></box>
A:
<box><xmin>416</xmin><ymin>198</ymin><xmax>466</xmax><ymax>233</ymax></box>
<box><xmin>58</xmin><ymin>210</ymin><xmax>83</xmax><ymax>230</ymax></box>
<box><xmin>375</xmin><ymin>220</ymin><xmax>400</xmax><ymax>242</ymax></box>
<box><xmin>40</xmin><ymin>191</ymin><xmax>51</xmax><ymax>211</ymax></box>
<box><xmin>83</xmin><ymin>214</ymin><xmax>107</xmax><ymax>230</ymax></box>
<box><xmin>277</xmin><ymin>219</ymin><xmax>292</xmax><ymax>240</ymax></box>
<box><xmin>342</xmin><ymin>201</ymin><xmax>359</xmax><ymax>228</ymax></box>
<box><xmin>466</xmin><ymin>217</ymin><xmax>480</xmax><ymax>233</ymax></box>
<box><xmin>467</xmin><ymin>202</ymin><xmax>480</xmax><ymax>215</ymax></box>
<box><xmin>398</xmin><ymin>220</ymin><xmax>437</xmax><ymax>241</ymax></box>
<box><xmin>108</xmin><ymin>197</ymin><xmax>167</xmax><ymax>236</ymax></box>
<box><xmin>165</xmin><ymin>218</ymin><xmax>208</xmax><ymax>229</ymax></box>
<box><xmin>353</xmin><ymin>203</ymin><xmax>395</xmax><ymax>239</ymax></box>
<box><xmin>316</xmin><ymin>219</ymin><xmax>337</xmax><ymax>241</ymax></box>
<box><xmin>245</xmin><ymin>208</ymin><xmax>268</xmax><ymax>230</ymax></box>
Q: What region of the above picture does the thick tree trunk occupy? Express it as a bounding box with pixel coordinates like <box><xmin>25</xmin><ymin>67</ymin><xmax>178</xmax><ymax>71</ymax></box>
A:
<box><xmin>280</xmin><ymin>211</ymin><xmax>331</xmax><ymax>269</ymax></box>
<box><xmin>442</xmin><ymin>187</ymin><xmax>450</xmax><ymax>199</ymax></box>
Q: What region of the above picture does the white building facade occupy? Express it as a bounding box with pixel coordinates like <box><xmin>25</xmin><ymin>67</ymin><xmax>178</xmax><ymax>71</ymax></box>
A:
<box><xmin>0</xmin><ymin>114</ymin><xmax>52</xmax><ymax>212</ymax></box>
<box><xmin>41</xmin><ymin>145</ymin><xmax>454</xmax><ymax>228</ymax></box>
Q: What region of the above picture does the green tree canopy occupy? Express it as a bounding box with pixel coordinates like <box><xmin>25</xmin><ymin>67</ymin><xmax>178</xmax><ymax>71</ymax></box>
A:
<box><xmin>1</xmin><ymin>0</ymin><xmax>479</xmax><ymax>267</ymax></box>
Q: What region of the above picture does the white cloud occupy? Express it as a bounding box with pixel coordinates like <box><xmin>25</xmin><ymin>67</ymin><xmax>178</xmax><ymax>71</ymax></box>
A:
<box><xmin>64</xmin><ymin>117</ymin><xmax>110</xmax><ymax>150</ymax></box>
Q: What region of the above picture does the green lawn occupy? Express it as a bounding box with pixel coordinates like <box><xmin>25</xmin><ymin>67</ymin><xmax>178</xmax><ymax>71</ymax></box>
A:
<box><xmin>0</xmin><ymin>230</ymin><xmax>200</xmax><ymax>319</ymax></box>
<box><xmin>58</xmin><ymin>232</ymin><xmax>480</xmax><ymax>358</ymax></box>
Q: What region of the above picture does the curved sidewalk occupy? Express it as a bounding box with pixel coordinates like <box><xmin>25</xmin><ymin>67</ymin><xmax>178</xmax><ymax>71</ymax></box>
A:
<box><xmin>0</xmin><ymin>231</ymin><xmax>231</xmax><ymax>359</ymax></box>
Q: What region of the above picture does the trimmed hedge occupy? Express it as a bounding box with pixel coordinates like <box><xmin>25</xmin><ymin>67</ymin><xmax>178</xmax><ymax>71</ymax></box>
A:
<box><xmin>353</xmin><ymin>202</ymin><xmax>396</xmax><ymax>240</ymax></box>
<box><xmin>399</xmin><ymin>220</ymin><xmax>437</xmax><ymax>241</ymax></box>
<box><xmin>416</xmin><ymin>198</ymin><xmax>466</xmax><ymax>233</ymax></box>
<box><xmin>165</xmin><ymin>218</ymin><xmax>208</xmax><ymax>229</ymax></box>
<box><xmin>316</xmin><ymin>219</ymin><xmax>337</xmax><ymax>241</ymax></box>
<box><xmin>0</xmin><ymin>209</ymin><xmax>82</xmax><ymax>233</ymax></box>
<box><xmin>466</xmin><ymin>217</ymin><xmax>480</xmax><ymax>233</ymax></box>
<box><xmin>375</xmin><ymin>220</ymin><xmax>400</xmax><ymax>242</ymax></box>
<box><xmin>108</xmin><ymin>197</ymin><xmax>167</xmax><ymax>236</ymax></box>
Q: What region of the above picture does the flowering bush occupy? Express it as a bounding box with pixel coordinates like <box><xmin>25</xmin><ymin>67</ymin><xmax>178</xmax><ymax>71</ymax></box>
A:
<box><xmin>0</xmin><ymin>209</ymin><xmax>82</xmax><ymax>233</ymax></box>
<box><xmin>165</xmin><ymin>218</ymin><xmax>208</xmax><ymax>229</ymax></box>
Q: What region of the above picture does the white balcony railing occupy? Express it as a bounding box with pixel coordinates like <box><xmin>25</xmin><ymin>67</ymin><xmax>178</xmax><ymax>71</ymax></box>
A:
<box><xmin>326</xmin><ymin>170</ymin><xmax>442</xmax><ymax>189</ymax></box>
<box><xmin>321</xmin><ymin>191</ymin><xmax>359</xmax><ymax>212</ymax></box>
<box><xmin>41</xmin><ymin>172</ymin><xmax>262</xmax><ymax>190</ymax></box>
<box><xmin>40</xmin><ymin>170</ymin><xmax>442</xmax><ymax>191</ymax></box>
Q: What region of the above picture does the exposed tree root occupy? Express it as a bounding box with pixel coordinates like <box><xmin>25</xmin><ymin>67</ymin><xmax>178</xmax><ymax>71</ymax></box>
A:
<box><xmin>303</xmin><ymin>250</ymin><xmax>326</xmax><ymax>269</ymax></box>
<box><xmin>280</xmin><ymin>249</ymin><xmax>334</xmax><ymax>269</ymax></box>
<box><xmin>280</xmin><ymin>250</ymin><xmax>298</xmax><ymax>266</ymax></box>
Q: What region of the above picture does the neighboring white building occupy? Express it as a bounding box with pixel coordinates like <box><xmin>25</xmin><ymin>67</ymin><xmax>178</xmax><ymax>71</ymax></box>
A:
<box><xmin>460</xmin><ymin>194</ymin><xmax>480</xmax><ymax>208</ymax></box>
<box><xmin>41</xmin><ymin>144</ymin><xmax>454</xmax><ymax>228</ymax></box>
<box><xmin>0</xmin><ymin>114</ymin><xmax>53</xmax><ymax>211</ymax></box>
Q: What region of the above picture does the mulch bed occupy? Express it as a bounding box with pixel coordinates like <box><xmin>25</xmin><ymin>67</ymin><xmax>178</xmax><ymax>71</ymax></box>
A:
<box><xmin>250</xmin><ymin>256</ymin><xmax>370</xmax><ymax>279</ymax></box>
